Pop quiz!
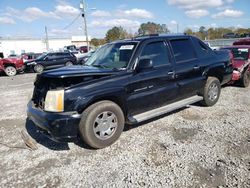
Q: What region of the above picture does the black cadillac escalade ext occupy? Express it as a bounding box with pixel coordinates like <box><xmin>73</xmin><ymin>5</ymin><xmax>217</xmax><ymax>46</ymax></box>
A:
<box><xmin>27</xmin><ymin>34</ymin><xmax>233</xmax><ymax>148</ymax></box>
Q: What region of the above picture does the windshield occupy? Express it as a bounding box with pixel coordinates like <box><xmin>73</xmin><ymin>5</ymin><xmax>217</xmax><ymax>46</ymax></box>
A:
<box><xmin>86</xmin><ymin>42</ymin><xmax>137</xmax><ymax>69</ymax></box>
<box><xmin>36</xmin><ymin>53</ymin><xmax>47</xmax><ymax>60</ymax></box>
<box><xmin>225</xmin><ymin>48</ymin><xmax>249</xmax><ymax>60</ymax></box>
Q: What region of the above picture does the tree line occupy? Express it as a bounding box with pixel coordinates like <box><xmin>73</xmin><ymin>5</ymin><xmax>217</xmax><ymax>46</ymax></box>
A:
<box><xmin>184</xmin><ymin>26</ymin><xmax>250</xmax><ymax>40</ymax></box>
<box><xmin>90</xmin><ymin>22</ymin><xmax>250</xmax><ymax>46</ymax></box>
<box><xmin>91</xmin><ymin>22</ymin><xmax>169</xmax><ymax>47</ymax></box>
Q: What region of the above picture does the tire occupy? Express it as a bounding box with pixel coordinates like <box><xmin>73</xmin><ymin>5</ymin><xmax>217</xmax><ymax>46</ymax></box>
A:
<box><xmin>65</xmin><ymin>61</ymin><xmax>73</xmax><ymax>66</ymax></box>
<box><xmin>34</xmin><ymin>64</ymin><xmax>44</xmax><ymax>73</ymax></box>
<box><xmin>240</xmin><ymin>70</ymin><xmax>250</xmax><ymax>88</ymax></box>
<box><xmin>79</xmin><ymin>100</ymin><xmax>125</xmax><ymax>149</ymax></box>
<box><xmin>5</xmin><ymin>66</ymin><xmax>17</xmax><ymax>76</ymax></box>
<box><xmin>200</xmin><ymin>77</ymin><xmax>221</xmax><ymax>107</ymax></box>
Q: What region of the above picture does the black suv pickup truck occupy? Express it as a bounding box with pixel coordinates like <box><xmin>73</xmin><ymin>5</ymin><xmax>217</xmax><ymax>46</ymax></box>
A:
<box><xmin>24</xmin><ymin>52</ymin><xmax>77</xmax><ymax>73</ymax></box>
<box><xmin>27</xmin><ymin>34</ymin><xmax>232</xmax><ymax>148</ymax></box>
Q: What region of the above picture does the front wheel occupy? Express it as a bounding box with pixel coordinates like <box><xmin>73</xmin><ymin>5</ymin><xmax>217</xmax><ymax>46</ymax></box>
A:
<box><xmin>200</xmin><ymin>77</ymin><xmax>221</xmax><ymax>107</ymax></box>
<box><xmin>5</xmin><ymin>66</ymin><xmax>17</xmax><ymax>76</ymax></box>
<box><xmin>65</xmin><ymin>61</ymin><xmax>73</xmax><ymax>66</ymax></box>
<box><xmin>240</xmin><ymin>70</ymin><xmax>250</xmax><ymax>88</ymax></box>
<box><xmin>34</xmin><ymin>64</ymin><xmax>44</xmax><ymax>73</ymax></box>
<box><xmin>79</xmin><ymin>101</ymin><xmax>125</xmax><ymax>149</ymax></box>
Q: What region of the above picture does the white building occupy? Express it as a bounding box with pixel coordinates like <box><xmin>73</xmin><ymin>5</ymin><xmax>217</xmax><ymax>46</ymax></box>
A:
<box><xmin>0</xmin><ymin>35</ymin><xmax>91</xmax><ymax>57</ymax></box>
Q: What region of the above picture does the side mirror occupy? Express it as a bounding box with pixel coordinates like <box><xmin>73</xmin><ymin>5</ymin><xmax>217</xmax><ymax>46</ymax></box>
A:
<box><xmin>136</xmin><ymin>58</ymin><xmax>153</xmax><ymax>71</ymax></box>
<box><xmin>44</xmin><ymin>56</ymin><xmax>49</xmax><ymax>60</ymax></box>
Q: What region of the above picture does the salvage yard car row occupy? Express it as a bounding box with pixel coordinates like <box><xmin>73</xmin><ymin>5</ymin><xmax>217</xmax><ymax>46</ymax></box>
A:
<box><xmin>0</xmin><ymin>50</ymin><xmax>94</xmax><ymax>76</ymax></box>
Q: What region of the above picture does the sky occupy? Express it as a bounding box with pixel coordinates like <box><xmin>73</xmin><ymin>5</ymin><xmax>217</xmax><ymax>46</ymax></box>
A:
<box><xmin>0</xmin><ymin>0</ymin><xmax>250</xmax><ymax>39</ymax></box>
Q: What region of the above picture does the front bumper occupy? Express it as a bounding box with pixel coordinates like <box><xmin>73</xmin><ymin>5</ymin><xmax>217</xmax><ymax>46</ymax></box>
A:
<box><xmin>27</xmin><ymin>101</ymin><xmax>81</xmax><ymax>142</ymax></box>
<box><xmin>24</xmin><ymin>64</ymin><xmax>34</xmax><ymax>72</ymax></box>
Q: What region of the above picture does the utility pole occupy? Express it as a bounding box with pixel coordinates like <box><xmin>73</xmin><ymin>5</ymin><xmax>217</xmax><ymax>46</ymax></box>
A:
<box><xmin>177</xmin><ymin>23</ymin><xmax>179</xmax><ymax>34</ymax></box>
<box><xmin>45</xmin><ymin>26</ymin><xmax>49</xmax><ymax>51</ymax></box>
<box><xmin>80</xmin><ymin>0</ymin><xmax>89</xmax><ymax>51</ymax></box>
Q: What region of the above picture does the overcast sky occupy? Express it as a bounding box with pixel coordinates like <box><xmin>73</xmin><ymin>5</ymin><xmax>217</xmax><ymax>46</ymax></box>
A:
<box><xmin>0</xmin><ymin>0</ymin><xmax>249</xmax><ymax>38</ymax></box>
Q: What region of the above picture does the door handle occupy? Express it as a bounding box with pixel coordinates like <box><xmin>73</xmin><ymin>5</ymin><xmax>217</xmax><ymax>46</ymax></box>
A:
<box><xmin>167</xmin><ymin>71</ymin><xmax>175</xmax><ymax>75</ymax></box>
<box><xmin>53</xmin><ymin>60</ymin><xmax>57</xmax><ymax>61</ymax></box>
<box><xmin>167</xmin><ymin>71</ymin><xmax>176</xmax><ymax>79</ymax></box>
<box><xmin>193</xmin><ymin>66</ymin><xmax>200</xmax><ymax>70</ymax></box>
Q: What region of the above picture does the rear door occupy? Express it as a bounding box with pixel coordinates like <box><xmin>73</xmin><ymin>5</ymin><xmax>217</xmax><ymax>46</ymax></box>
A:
<box><xmin>127</xmin><ymin>39</ymin><xmax>178</xmax><ymax>116</ymax></box>
<box><xmin>169</xmin><ymin>37</ymin><xmax>204</xmax><ymax>98</ymax></box>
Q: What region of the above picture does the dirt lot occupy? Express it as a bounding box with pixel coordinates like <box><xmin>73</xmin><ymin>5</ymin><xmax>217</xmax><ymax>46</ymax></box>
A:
<box><xmin>0</xmin><ymin>73</ymin><xmax>249</xmax><ymax>187</ymax></box>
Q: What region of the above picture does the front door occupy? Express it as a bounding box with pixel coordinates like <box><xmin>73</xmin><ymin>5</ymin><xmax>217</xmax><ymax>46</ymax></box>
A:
<box><xmin>127</xmin><ymin>40</ymin><xmax>178</xmax><ymax>116</ymax></box>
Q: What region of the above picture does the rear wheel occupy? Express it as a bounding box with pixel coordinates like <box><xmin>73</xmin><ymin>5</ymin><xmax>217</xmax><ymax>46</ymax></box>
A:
<box><xmin>240</xmin><ymin>70</ymin><xmax>250</xmax><ymax>87</ymax></box>
<box><xmin>79</xmin><ymin>100</ymin><xmax>125</xmax><ymax>149</ymax></box>
<box><xmin>200</xmin><ymin>77</ymin><xmax>221</xmax><ymax>107</ymax></box>
<box><xmin>5</xmin><ymin>66</ymin><xmax>17</xmax><ymax>76</ymax></box>
<box><xmin>34</xmin><ymin>64</ymin><xmax>44</xmax><ymax>73</ymax></box>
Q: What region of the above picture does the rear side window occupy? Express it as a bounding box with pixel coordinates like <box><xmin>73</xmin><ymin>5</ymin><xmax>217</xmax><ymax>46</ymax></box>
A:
<box><xmin>170</xmin><ymin>39</ymin><xmax>196</xmax><ymax>63</ymax></box>
<box><xmin>56</xmin><ymin>53</ymin><xmax>66</xmax><ymax>57</ymax></box>
<box><xmin>48</xmin><ymin>53</ymin><xmax>58</xmax><ymax>59</ymax></box>
<box><xmin>140</xmin><ymin>41</ymin><xmax>170</xmax><ymax>67</ymax></box>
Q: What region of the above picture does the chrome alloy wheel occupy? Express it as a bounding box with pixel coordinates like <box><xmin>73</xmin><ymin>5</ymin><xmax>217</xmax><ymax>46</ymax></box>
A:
<box><xmin>208</xmin><ymin>83</ymin><xmax>219</xmax><ymax>101</ymax></box>
<box><xmin>5</xmin><ymin>66</ymin><xmax>17</xmax><ymax>76</ymax></box>
<box><xmin>93</xmin><ymin>111</ymin><xmax>118</xmax><ymax>140</ymax></box>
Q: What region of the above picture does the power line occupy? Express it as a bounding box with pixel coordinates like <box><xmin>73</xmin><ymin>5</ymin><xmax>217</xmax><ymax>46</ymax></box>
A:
<box><xmin>62</xmin><ymin>13</ymin><xmax>81</xmax><ymax>30</ymax></box>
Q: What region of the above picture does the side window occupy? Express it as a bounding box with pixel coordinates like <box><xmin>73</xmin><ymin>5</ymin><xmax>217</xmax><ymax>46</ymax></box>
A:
<box><xmin>56</xmin><ymin>53</ymin><xmax>64</xmax><ymax>57</ymax></box>
<box><xmin>140</xmin><ymin>41</ymin><xmax>170</xmax><ymax>67</ymax></box>
<box><xmin>170</xmin><ymin>39</ymin><xmax>196</xmax><ymax>63</ymax></box>
<box><xmin>45</xmin><ymin>54</ymin><xmax>51</xmax><ymax>59</ymax></box>
<box><xmin>193</xmin><ymin>38</ymin><xmax>211</xmax><ymax>57</ymax></box>
<box><xmin>52</xmin><ymin>53</ymin><xmax>62</xmax><ymax>58</ymax></box>
<box><xmin>199</xmin><ymin>41</ymin><xmax>209</xmax><ymax>51</ymax></box>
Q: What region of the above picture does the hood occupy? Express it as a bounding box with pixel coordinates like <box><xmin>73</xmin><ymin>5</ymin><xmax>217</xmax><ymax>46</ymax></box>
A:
<box><xmin>5</xmin><ymin>57</ymin><xmax>20</xmax><ymax>62</ymax></box>
<box><xmin>232</xmin><ymin>59</ymin><xmax>248</xmax><ymax>69</ymax></box>
<box><xmin>41</xmin><ymin>65</ymin><xmax>119</xmax><ymax>78</ymax></box>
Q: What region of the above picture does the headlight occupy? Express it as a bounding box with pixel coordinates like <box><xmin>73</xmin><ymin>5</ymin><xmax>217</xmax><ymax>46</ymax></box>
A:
<box><xmin>44</xmin><ymin>90</ymin><xmax>64</xmax><ymax>112</ymax></box>
<box><xmin>27</xmin><ymin>62</ymin><xmax>37</xmax><ymax>66</ymax></box>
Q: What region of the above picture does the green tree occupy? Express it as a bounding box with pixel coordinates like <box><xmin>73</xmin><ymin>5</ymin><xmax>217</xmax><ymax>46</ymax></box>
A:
<box><xmin>198</xmin><ymin>26</ymin><xmax>207</xmax><ymax>40</ymax></box>
<box><xmin>91</xmin><ymin>38</ymin><xmax>106</xmax><ymax>47</ymax></box>
<box><xmin>184</xmin><ymin>28</ymin><xmax>194</xmax><ymax>35</ymax></box>
<box><xmin>105</xmin><ymin>26</ymin><xmax>128</xmax><ymax>42</ymax></box>
<box><xmin>138</xmin><ymin>22</ymin><xmax>170</xmax><ymax>35</ymax></box>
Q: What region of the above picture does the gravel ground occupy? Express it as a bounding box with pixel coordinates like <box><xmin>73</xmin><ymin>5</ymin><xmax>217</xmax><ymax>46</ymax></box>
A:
<box><xmin>0</xmin><ymin>73</ymin><xmax>249</xmax><ymax>187</ymax></box>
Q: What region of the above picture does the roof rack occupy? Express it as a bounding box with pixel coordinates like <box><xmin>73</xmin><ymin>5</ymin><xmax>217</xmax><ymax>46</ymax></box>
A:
<box><xmin>133</xmin><ymin>33</ymin><xmax>187</xmax><ymax>39</ymax></box>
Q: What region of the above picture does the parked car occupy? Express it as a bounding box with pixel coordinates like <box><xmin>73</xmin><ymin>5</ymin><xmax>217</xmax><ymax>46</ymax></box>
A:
<box><xmin>22</xmin><ymin>52</ymin><xmax>42</xmax><ymax>63</ymax></box>
<box><xmin>223</xmin><ymin>33</ymin><xmax>239</xmax><ymax>39</ymax></box>
<box><xmin>63</xmin><ymin>45</ymin><xmax>77</xmax><ymax>52</ymax></box>
<box><xmin>233</xmin><ymin>38</ymin><xmax>250</xmax><ymax>45</ymax></box>
<box><xmin>221</xmin><ymin>45</ymin><xmax>250</xmax><ymax>87</ymax></box>
<box><xmin>27</xmin><ymin>34</ymin><xmax>232</xmax><ymax>149</ymax></box>
<box><xmin>77</xmin><ymin>50</ymin><xmax>95</xmax><ymax>64</ymax></box>
<box><xmin>24</xmin><ymin>52</ymin><xmax>77</xmax><ymax>73</ymax></box>
<box><xmin>0</xmin><ymin>56</ymin><xmax>24</xmax><ymax>76</ymax></box>
<box><xmin>79</xmin><ymin>46</ymin><xmax>88</xmax><ymax>53</ymax></box>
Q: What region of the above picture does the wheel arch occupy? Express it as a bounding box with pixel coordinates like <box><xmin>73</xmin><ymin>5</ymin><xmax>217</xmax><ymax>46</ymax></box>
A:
<box><xmin>203</xmin><ymin>65</ymin><xmax>224</xmax><ymax>83</ymax></box>
<box><xmin>76</xmin><ymin>90</ymin><xmax>128</xmax><ymax>117</ymax></box>
<box><xmin>4</xmin><ymin>62</ymin><xmax>16</xmax><ymax>68</ymax></box>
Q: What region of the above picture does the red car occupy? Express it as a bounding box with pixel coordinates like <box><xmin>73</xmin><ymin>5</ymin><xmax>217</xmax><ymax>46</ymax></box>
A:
<box><xmin>79</xmin><ymin>46</ymin><xmax>88</xmax><ymax>53</ymax></box>
<box><xmin>233</xmin><ymin>38</ymin><xmax>250</xmax><ymax>45</ymax></box>
<box><xmin>0</xmin><ymin>57</ymin><xmax>24</xmax><ymax>76</ymax></box>
<box><xmin>221</xmin><ymin>45</ymin><xmax>250</xmax><ymax>87</ymax></box>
